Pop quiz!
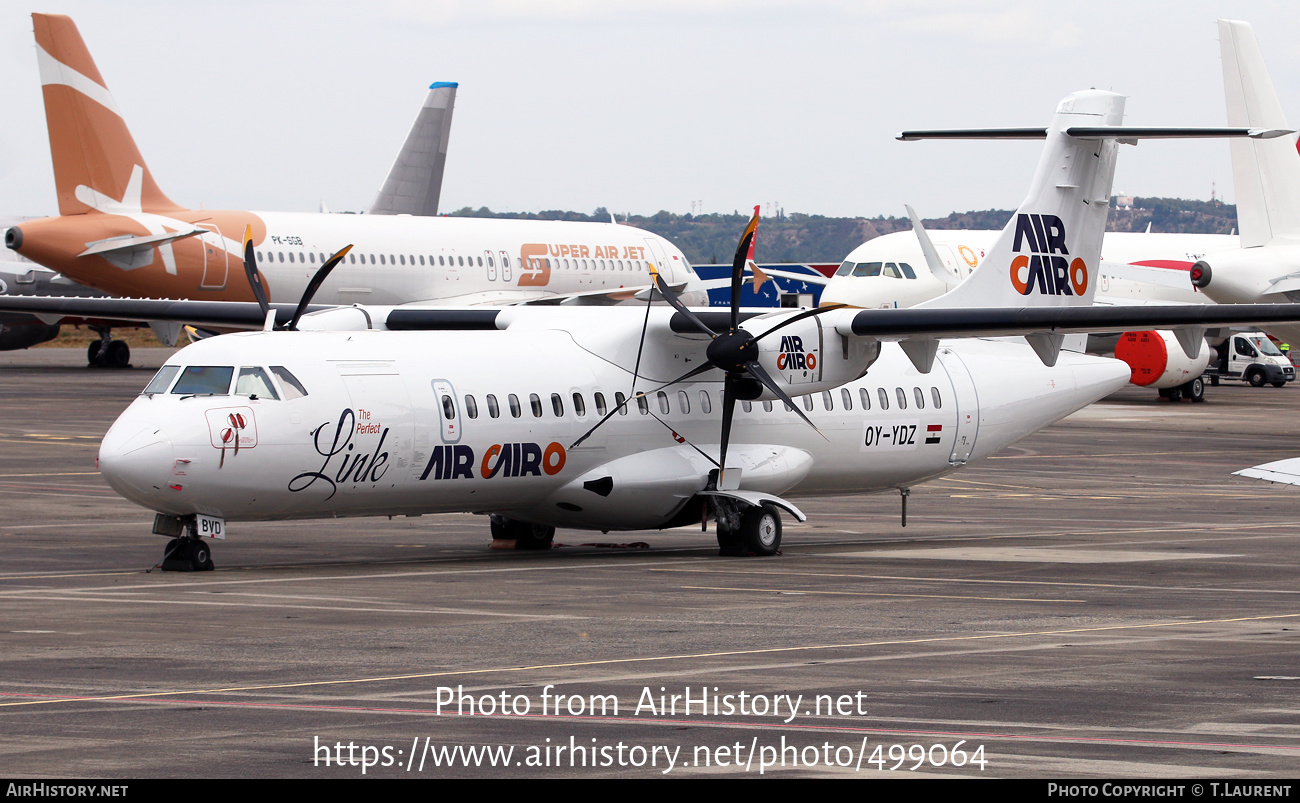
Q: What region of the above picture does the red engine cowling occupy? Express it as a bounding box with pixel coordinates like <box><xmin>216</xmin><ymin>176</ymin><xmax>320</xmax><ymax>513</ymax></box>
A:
<box><xmin>1114</xmin><ymin>330</ymin><xmax>1210</xmax><ymax>389</ymax></box>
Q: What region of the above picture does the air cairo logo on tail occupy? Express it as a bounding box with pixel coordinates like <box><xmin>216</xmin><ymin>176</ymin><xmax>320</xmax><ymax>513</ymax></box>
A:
<box><xmin>1009</xmin><ymin>214</ymin><xmax>1089</xmax><ymax>296</ymax></box>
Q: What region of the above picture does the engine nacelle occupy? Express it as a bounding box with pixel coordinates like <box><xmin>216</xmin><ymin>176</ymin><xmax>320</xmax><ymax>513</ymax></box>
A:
<box><xmin>1114</xmin><ymin>330</ymin><xmax>1210</xmax><ymax>389</ymax></box>
<box><xmin>750</xmin><ymin>312</ymin><xmax>879</xmax><ymax>400</ymax></box>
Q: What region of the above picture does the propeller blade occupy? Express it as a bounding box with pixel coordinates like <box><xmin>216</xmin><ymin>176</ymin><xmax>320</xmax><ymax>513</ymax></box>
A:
<box><xmin>645</xmin><ymin>410</ymin><xmax>720</xmax><ymax>468</ymax></box>
<box><xmin>749</xmin><ymin>303</ymin><xmax>848</xmax><ymax>344</ymax></box>
<box><xmin>242</xmin><ymin>225</ymin><xmax>271</xmax><ymax>318</ymax></box>
<box><xmin>730</xmin><ymin>206</ymin><xmax>760</xmax><ymax>333</ymax></box>
<box><xmin>745</xmin><ymin>360</ymin><xmax>825</xmax><ymax>438</ymax></box>
<box><xmin>649</xmin><ymin>265</ymin><xmax>715</xmax><ymax>337</ymax></box>
<box><xmin>287</xmin><ymin>244</ymin><xmax>353</xmax><ymax>331</ymax></box>
<box><xmin>717</xmin><ymin>373</ymin><xmax>738</xmax><ymax>488</ymax></box>
<box><xmin>570</xmin><ymin>362</ymin><xmax>717</xmax><ymax>449</ymax></box>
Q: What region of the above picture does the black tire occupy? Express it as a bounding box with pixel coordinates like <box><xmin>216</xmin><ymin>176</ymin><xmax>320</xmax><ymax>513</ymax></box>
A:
<box><xmin>187</xmin><ymin>540</ymin><xmax>214</xmax><ymax>571</ymax></box>
<box><xmin>716</xmin><ymin>528</ymin><xmax>746</xmax><ymax>557</ymax></box>
<box><xmin>490</xmin><ymin>515</ymin><xmax>554</xmax><ymax>550</ymax></box>
<box><xmin>1186</xmin><ymin>377</ymin><xmax>1205</xmax><ymax>403</ymax></box>
<box><xmin>1272</xmin><ymin>380</ymin><xmax>1287</xmax><ymax>388</ymax></box>
<box><xmin>1209</xmin><ymin>375</ymin><xmax>1220</xmax><ymax>386</ymax></box>
<box><xmin>1165</xmin><ymin>388</ymin><xmax>1182</xmax><ymax>402</ymax></box>
<box><xmin>1248</xmin><ymin>368</ymin><xmax>1266</xmax><ymax>387</ymax></box>
<box><xmin>87</xmin><ymin>341</ymin><xmax>105</xmax><ymax>367</ymax></box>
<box><xmin>105</xmin><ymin>340</ymin><xmax>130</xmax><ymax>368</ymax></box>
<box><xmin>739</xmin><ymin>504</ymin><xmax>782</xmax><ymax>557</ymax></box>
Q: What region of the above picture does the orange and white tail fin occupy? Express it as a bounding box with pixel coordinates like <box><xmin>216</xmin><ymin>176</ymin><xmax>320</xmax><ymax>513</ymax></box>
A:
<box><xmin>33</xmin><ymin>13</ymin><xmax>181</xmax><ymax>216</ymax></box>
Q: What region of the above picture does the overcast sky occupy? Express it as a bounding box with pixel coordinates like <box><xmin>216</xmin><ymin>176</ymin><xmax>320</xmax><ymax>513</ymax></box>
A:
<box><xmin>3</xmin><ymin>1</ymin><xmax>1299</xmax><ymax>222</ymax></box>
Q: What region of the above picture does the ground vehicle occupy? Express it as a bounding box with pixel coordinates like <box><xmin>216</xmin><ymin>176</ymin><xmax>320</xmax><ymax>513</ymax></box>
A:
<box><xmin>1206</xmin><ymin>332</ymin><xmax>1295</xmax><ymax>387</ymax></box>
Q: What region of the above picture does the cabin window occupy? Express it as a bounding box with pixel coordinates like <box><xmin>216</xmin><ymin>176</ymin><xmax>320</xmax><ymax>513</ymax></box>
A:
<box><xmin>379</xmin><ymin>254</ymin><xmax>386</xmax><ymax>265</ymax></box>
<box><xmin>803</xmin><ymin>395</ymin><xmax>814</xmax><ymax>412</ymax></box>
<box><xmin>488</xmin><ymin>256</ymin><xmax>494</xmax><ymax>267</ymax></box>
<box><xmin>438</xmin><ymin>395</ymin><xmax>455</xmax><ymax>420</ymax></box>
<box><xmin>699</xmin><ymin>390</ymin><xmax>712</xmax><ymax>414</ymax></box>
<box><xmin>369</xmin><ymin>254</ymin><xmax>376</xmax><ymax>265</ymax></box>
<box><xmin>309</xmin><ymin>252</ymin><xmax>317</xmax><ymax>264</ymax></box>
<box><xmin>235</xmin><ymin>367</ymin><xmax>279</xmax><ymax>400</ymax></box>
<box><xmin>439</xmin><ymin>256</ymin><xmax>445</xmax><ymax>266</ymax></box>
<box><xmin>822</xmin><ymin>391</ymin><xmax>833</xmax><ymax>411</ymax></box>
<box><xmin>288</xmin><ymin>252</ymin><xmax>295</xmax><ymax>263</ymax></box>
<box><xmin>595</xmin><ymin>392</ymin><xmax>607</xmax><ymax>417</ymax></box>
<box><xmin>508</xmin><ymin>394</ymin><xmax>522</xmax><ymax>418</ymax></box>
<box><xmin>271</xmin><ymin>366</ymin><xmax>308</xmax><ymax>399</ymax></box>
<box><xmin>487</xmin><ymin>394</ymin><xmax>500</xmax><ymax>418</ymax></box>
<box><xmin>636</xmin><ymin>394</ymin><xmax>649</xmax><ymax>415</ymax></box>
<box><xmin>278</xmin><ymin>252</ymin><xmax>285</xmax><ymax>263</ymax></box>
<box><xmin>678</xmin><ymin>390</ymin><xmax>690</xmax><ymax>414</ymax></box>
<box><xmin>399</xmin><ymin>255</ymin><xmax>406</xmax><ymax>265</ymax></box>
<box><xmin>465</xmin><ymin>395</ymin><xmax>478</xmax><ymax>419</ymax></box>
<box><xmin>348</xmin><ymin>254</ymin><xmax>355</xmax><ymax>264</ymax></box>
<box><xmin>914</xmin><ymin>387</ymin><xmax>925</xmax><ymax>409</ymax></box>
<box><xmin>171</xmin><ymin>366</ymin><xmax>233</xmax><ymax>396</ymax></box>
<box><xmin>143</xmin><ymin>365</ymin><xmax>180</xmax><ymax>395</ymax></box>
<box><xmin>841</xmin><ymin>388</ymin><xmax>853</xmax><ymax>410</ymax></box>
<box><xmin>419</xmin><ymin>255</ymin><xmax>425</xmax><ymax>266</ymax></box>
<box><xmin>896</xmin><ymin>387</ymin><xmax>908</xmax><ymax>409</ymax></box>
<box><xmin>657</xmin><ymin>391</ymin><xmax>670</xmax><ymax>415</ymax></box>
<box><xmin>530</xmin><ymin>393</ymin><xmax>543</xmax><ymax>417</ymax></box>
<box><xmin>742</xmin><ymin>401</ymin><xmax>752</xmax><ymax>413</ymax></box>
<box><xmin>551</xmin><ymin>393</ymin><xmax>564</xmax><ymax>417</ymax></box>
<box><xmin>931</xmin><ymin>387</ymin><xmax>942</xmax><ymax>408</ymax></box>
<box><xmin>877</xmin><ymin>388</ymin><xmax>889</xmax><ymax>410</ymax></box>
<box><xmin>859</xmin><ymin>388</ymin><xmax>871</xmax><ymax>410</ymax></box>
<box><xmin>763</xmin><ymin>400</ymin><xmax>773</xmax><ymax>412</ymax></box>
<box><xmin>572</xmin><ymin>393</ymin><xmax>586</xmax><ymax>417</ymax></box>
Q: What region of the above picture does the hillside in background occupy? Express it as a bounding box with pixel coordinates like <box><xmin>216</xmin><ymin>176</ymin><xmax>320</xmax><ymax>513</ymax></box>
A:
<box><xmin>448</xmin><ymin>197</ymin><xmax>1237</xmax><ymax>263</ymax></box>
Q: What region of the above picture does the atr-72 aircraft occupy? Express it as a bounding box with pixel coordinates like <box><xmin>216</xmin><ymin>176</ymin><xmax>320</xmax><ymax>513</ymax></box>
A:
<box><xmin>3</xmin><ymin>14</ymin><xmax>701</xmax><ymax>343</ymax></box>
<box><xmin>27</xmin><ymin>89</ymin><xmax>1294</xmax><ymax>571</ymax></box>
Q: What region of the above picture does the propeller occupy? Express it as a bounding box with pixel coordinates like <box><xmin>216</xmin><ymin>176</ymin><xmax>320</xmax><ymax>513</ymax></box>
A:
<box><xmin>571</xmin><ymin>208</ymin><xmax>846</xmax><ymax>490</ymax></box>
<box><xmin>242</xmin><ymin>225</ymin><xmax>353</xmax><ymax>331</ymax></box>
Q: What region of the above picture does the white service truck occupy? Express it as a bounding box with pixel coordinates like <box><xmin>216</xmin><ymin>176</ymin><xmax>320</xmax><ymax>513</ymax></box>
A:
<box><xmin>1205</xmin><ymin>332</ymin><xmax>1295</xmax><ymax>388</ymax></box>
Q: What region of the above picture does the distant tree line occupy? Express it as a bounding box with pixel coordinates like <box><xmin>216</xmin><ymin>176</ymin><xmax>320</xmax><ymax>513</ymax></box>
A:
<box><xmin>447</xmin><ymin>197</ymin><xmax>1237</xmax><ymax>263</ymax></box>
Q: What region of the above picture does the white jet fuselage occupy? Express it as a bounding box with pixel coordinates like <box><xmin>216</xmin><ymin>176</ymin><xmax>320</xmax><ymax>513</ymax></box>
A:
<box><xmin>99</xmin><ymin>311</ymin><xmax>1130</xmax><ymax>532</ymax></box>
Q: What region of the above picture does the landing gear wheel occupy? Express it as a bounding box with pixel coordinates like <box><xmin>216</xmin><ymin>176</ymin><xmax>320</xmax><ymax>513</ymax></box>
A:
<box><xmin>716</xmin><ymin>528</ymin><xmax>746</xmax><ymax>557</ymax></box>
<box><xmin>87</xmin><ymin>340</ymin><xmax>105</xmax><ymax>367</ymax></box>
<box><xmin>1185</xmin><ymin>377</ymin><xmax>1205</xmax><ymax>403</ymax></box>
<box><xmin>489</xmin><ymin>515</ymin><xmax>554</xmax><ymax>550</ymax></box>
<box><xmin>1160</xmin><ymin>387</ymin><xmax>1182</xmax><ymax>402</ymax></box>
<box><xmin>187</xmin><ymin>539</ymin><xmax>214</xmax><ymax>571</ymax></box>
<box><xmin>105</xmin><ymin>340</ymin><xmax>130</xmax><ymax>368</ymax></box>
<box><xmin>739</xmin><ymin>504</ymin><xmax>782</xmax><ymax>557</ymax></box>
<box><xmin>1248</xmin><ymin>368</ymin><xmax>1267</xmax><ymax>387</ymax></box>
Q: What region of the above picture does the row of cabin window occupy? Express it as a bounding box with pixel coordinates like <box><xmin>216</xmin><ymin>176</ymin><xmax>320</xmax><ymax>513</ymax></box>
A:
<box><xmin>444</xmin><ymin>385</ymin><xmax>943</xmax><ymax>421</ymax></box>
<box><xmin>255</xmin><ymin>249</ymin><xmax>649</xmax><ymax>273</ymax></box>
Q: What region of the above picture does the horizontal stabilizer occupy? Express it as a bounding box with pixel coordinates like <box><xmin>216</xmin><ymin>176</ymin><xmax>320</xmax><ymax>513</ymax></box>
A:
<box><xmin>79</xmin><ymin>228</ymin><xmax>203</xmax><ymax>257</ymax></box>
<box><xmin>1235</xmin><ymin>458</ymin><xmax>1300</xmax><ymax>486</ymax></box>
<box><xmin>898</xmin><ymin>126</ymin><xmax>1290</xmax><ymax>141</ymax></box>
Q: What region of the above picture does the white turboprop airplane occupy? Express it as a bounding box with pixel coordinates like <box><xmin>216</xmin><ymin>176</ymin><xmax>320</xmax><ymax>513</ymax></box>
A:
<box><xmin>3</xmin><ymin>14</ymin><xmax>702</xmax><ymax>356</ymax></box>
<box><xmin>1187</xmin><ymin>19</ymin><xmax>1300</xmax><ymax>349</ymax></box>
<box><xmin>42</xmin><ymin>89</ymin><xmax>1300</xmax><ymax>571</ymax></box>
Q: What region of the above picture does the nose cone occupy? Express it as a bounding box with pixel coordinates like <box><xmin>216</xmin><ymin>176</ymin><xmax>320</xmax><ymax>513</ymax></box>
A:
<box><xmin>99</xmin><ymin>420</ymin><xmax>174</xmax><ymax>511</ymax></box>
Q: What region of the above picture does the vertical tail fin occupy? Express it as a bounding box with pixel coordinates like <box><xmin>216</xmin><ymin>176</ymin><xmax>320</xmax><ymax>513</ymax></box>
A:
<box><xmin>916</xmin><ymin>90</ymin><xmax>1124</xmax><ymax>310</ymax></box>
<box><xmin>368</xmin><ymin>82</ymin><xmax>458</xmax><ymax>216</ymax></box>
<box><xmin>1219</xmin><ymin>19</ymin><xmax>1300</xmax><ymax>247</ymax></box>
<box><xmin>32</xmin><ymin>13</ymin><xmax>181</xmax><ymax>216</ymax></box>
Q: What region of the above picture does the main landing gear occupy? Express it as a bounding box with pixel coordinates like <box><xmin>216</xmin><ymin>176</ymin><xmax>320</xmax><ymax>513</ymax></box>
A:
<box><xmin>87</xmin><ymin>326</ymin><xmax>130</xmax><ymax>369</ymax></box>
<box><xmin>714</xmin><ymin>500</ymin><xmax>782</xmax><ymax>557</ymax></box>
<box><xmin>490</xmin><ymin>514</ymin><xmax>556</xmax><ymax>550</ymax></box>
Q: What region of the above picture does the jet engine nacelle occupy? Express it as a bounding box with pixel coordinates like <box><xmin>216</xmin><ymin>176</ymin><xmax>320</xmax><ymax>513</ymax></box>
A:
<box><xmin>1114</xmin><ymin>330</ymin><xmax>1210</xmax><ymax>389</ymax></box>
<box><xmin>1191</xmin><ymin>244</ymin><xmax>1300</xmax><ymax>301</ymax></box>
<box><xmin>750</xmin><ymin>313</ymin><xmax>880</xmax><ymax>400</ymax></box>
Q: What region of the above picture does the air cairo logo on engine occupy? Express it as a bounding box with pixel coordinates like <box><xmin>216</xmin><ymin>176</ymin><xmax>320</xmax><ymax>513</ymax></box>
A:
<box><xmin>1009</xmin><ymin>213</ymin><xmax>1089</xmax><ymax>296</ymax></box>
<box><xmin>777</xmin><ymin>335</ymin><xmax>816</xmax><ymax>371</ymax></box>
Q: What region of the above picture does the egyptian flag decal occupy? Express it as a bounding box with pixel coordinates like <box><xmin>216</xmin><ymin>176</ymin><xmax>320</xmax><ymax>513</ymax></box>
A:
<box><xmin>925</xmin><ymin>424</ymin><xmax>942</xmax><ymax>444</ymax></box>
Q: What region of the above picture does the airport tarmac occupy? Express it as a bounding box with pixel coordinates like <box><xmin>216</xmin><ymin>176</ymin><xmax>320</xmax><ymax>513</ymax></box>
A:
<box><xmin>1</xmin><ymin>347</ymin><xmax>1298</xmax><ymax>779</ymax></box>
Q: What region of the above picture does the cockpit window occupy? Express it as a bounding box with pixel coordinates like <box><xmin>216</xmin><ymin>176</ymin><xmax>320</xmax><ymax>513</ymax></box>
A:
<box><xmin>271</xmin><ymin>366</ymin><xmax>309</xmax><ymax>399</ymax></box>
<box><xmin>143</xmin><ymin>365</ymin><xmax>180</xmax><ymax>395</ymax></box>
<box><xmin>171</xmin><ymin>366</ymin><xmax>233</xmax><ymax>396</ymax></box>
<box><xmin>235</xmin><ymin>367</ymin><xmax>280</xmax><ymax>400</ymax></box>
<box><xmin>851</xmin><ymin>262</ymin><xmax>883</xmax><ymax>277</ymax></box>
<box><xmin>835</xmin><ymin>261</ymin><xmax>854</xmax><ymax>277</ymax></box>
<box><xmin>882</xmin><ymin>262</ymin><xmax>903</xmax><ymax>279</ymax></box>
<box><xmin>899</xmin><ymin>262</ymin><xmax>917</xmax><ymax>279</ymax></box>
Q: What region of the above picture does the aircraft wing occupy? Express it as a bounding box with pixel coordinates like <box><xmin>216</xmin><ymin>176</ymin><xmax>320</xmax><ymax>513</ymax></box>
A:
<box><xmin>1234</xmin><ymin>458</ymin><xmax>1300</xmax><ymax>486</ymax></box>
<box><xmin>0</xmin><ymin>296</ymin><xmax>317</xmax><ymax>331</ymax></box>
<box><xmin>1099</xmin><ymin>260</ymin><xmax>1202</xmax><ymax>292</ymax></box>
